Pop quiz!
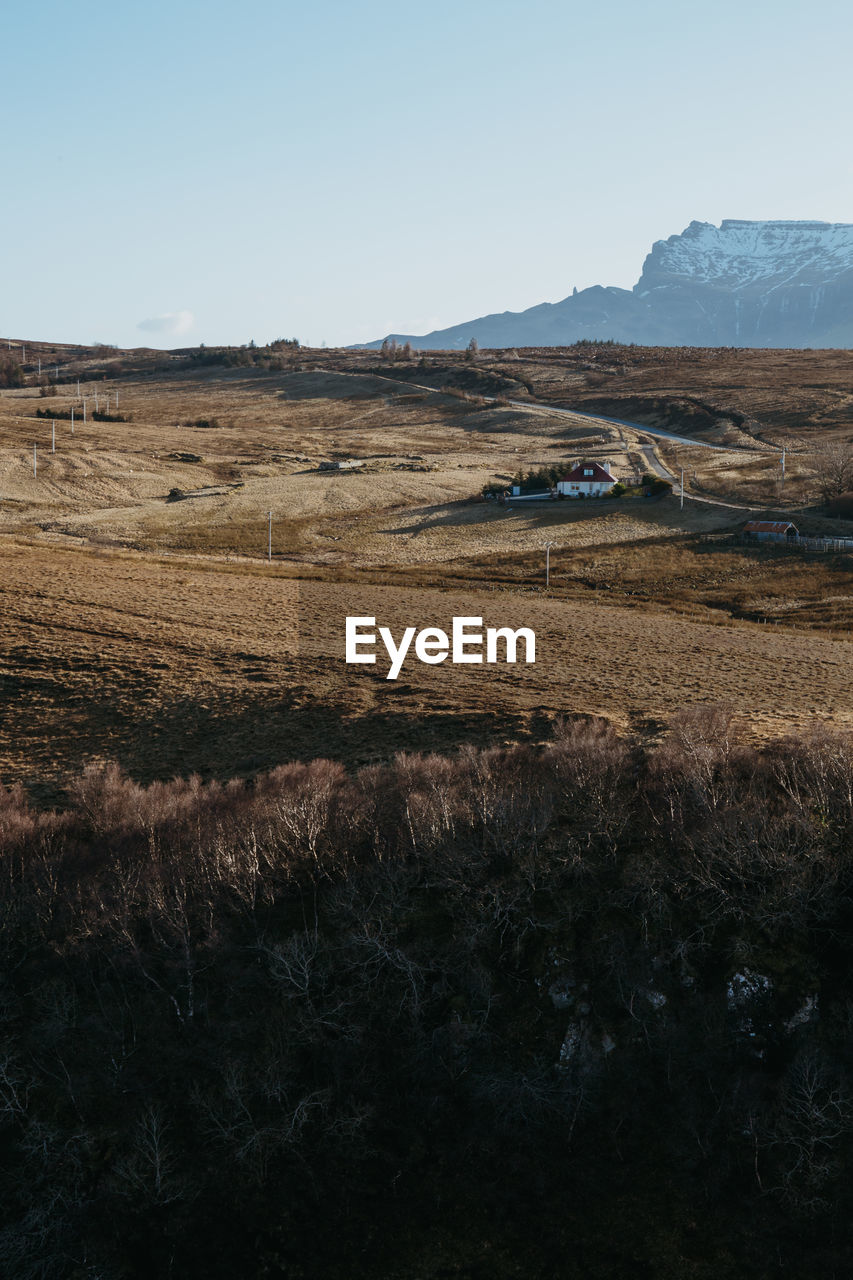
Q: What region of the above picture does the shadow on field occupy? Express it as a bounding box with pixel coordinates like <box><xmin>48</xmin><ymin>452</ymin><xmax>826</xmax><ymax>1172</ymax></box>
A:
<box><xmin>383</xmin><ymin>496</ymin><xmax>675</xmax><ymax>539</ymax></box>
<box><xmin>5</xmin><ymin>677</ymin><xmax>538</xmax><ymax>798</ymax></box>
<box><xmin>385</xmin><ymin>501</ymin><xmax>491</xmax><ymax>535</ymax></box>
<box><xmin>387</xmin><ymin>496</ymin><xmax>684</xmax><ymax>538</ymax></box>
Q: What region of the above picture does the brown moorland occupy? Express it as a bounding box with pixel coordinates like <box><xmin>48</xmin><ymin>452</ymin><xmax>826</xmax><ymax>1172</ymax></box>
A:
<box><xmin>0</xmin><ymin>339</ymin><xmax>851</xmax><ymax>790</ymax></box>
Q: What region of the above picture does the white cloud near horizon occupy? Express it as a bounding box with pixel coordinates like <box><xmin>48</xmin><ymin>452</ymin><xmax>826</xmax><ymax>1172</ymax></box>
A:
<box><xmin>137</xmin><ymin>310</ymin><xmax>195</xmax><ymax>336</ymax></box>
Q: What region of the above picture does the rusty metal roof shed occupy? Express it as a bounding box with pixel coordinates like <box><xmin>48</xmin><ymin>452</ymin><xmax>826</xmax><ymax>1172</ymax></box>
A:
<box><xmin>743</xmin><ymin>521</ymin><xmax>798</xmax><ymax>535</ymax></box>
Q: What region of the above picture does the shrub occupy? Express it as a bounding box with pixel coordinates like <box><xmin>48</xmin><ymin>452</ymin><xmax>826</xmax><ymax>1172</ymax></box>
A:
<box><xmin>825</xmin><ymin>491</ymin><xmax>853</xmax><ymax>519</ymax></box>
<box><xmin>0</xmin><ymin>355</ymin><xmax>23</xmax><ymax>388</ymax></box>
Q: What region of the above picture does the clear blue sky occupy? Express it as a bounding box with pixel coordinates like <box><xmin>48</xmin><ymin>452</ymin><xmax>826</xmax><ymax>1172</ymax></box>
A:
<box><xmin>2</xmin><ymin>0</ymin><xmax>851</xmax><ymax>349</ymax></box>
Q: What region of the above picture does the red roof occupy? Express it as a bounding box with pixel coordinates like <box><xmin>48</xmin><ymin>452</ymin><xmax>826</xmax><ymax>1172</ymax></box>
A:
<box><xmin>743</xmin><ymin>521</ymin><xmax>797</xmax><ymax>534</ymax></box>
<box><xmin>561</xmin><ymin>462</ymin><xmax>616</xmax><ymax>484</ymax></box>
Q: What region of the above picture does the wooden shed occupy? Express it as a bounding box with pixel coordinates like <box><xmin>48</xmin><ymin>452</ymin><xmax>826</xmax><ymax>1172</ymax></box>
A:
<box><xmin>743</xmin><ymin>520</ymin><xmax>798</xmax><ymax>542</ymax></box>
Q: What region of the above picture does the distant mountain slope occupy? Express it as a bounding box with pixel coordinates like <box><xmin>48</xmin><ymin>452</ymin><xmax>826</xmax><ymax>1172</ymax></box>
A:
<box><xmin>364</xmin><ymin>220</ymin><xmax>853</xmax><ymax>350</ymax></box>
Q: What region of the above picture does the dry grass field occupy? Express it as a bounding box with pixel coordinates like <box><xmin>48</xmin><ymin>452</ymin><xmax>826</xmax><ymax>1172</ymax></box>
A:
<box><xmin>1</xmin><ymin>339</ymin><xmax>852</xmax><ymax>791</ymax></box>
<box><xmin>2</xmin><ymin>541</ymin><xmax>852</xmax><ymax>797</ymax></box>
<box><xmin>495</xmin><ymin>343</ymin><xmax>853</xmax><ymax>441</ymax></box>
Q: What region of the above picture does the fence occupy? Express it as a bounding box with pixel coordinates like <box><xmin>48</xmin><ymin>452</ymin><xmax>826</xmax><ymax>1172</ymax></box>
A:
<box><xmin>739</xmin><ymin>533</ymin><xmax>853</xmax><ymax>554</ymax></box>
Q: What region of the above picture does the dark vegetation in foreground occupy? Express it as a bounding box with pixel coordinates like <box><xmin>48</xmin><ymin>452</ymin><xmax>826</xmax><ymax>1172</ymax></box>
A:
<box><xmin>2</xmin><ymin>710</ymin><xmax>853</xmax><ymax>1278</ymax></box>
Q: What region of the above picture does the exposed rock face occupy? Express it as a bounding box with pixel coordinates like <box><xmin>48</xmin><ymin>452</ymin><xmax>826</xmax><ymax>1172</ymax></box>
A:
<box><xmin>636</xmin><ymin>220</ymin><xmax>853</xmax><ymax>346</ymax></box>
<box><xmin>366</xmin><ymin>220</ymin><xmax>853</xmax><ymax>350</ymax></box>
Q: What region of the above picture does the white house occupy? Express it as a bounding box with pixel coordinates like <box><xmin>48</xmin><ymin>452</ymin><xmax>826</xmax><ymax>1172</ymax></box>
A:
<box><xmin>557</xmin><ymin>461</ymin><xmax>617</xmax><ymax>497</ymax></box>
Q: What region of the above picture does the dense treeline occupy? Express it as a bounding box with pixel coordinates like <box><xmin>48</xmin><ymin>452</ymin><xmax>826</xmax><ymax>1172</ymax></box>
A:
<box><xmin>2</xmin><ymin>710</ymin><xmax>853</xmax><ymax>1277</ymax></box>
<box><xmin>183</xmin><ymin>339</ymin><xmax>301</xmax><ymax>371</ymax></box>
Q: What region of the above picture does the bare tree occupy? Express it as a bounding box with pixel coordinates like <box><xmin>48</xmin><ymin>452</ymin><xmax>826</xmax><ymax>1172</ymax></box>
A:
<box><xmin>766</xmin><ymin>1047</ymin><xmax>853</xmax><ymax>1209</ymax></box>
<box><xmin>113</xmin><ymin>1105</ymin><xmax>188</xmax><ymax>1206</ymax></box>
<box><xmin>808</xmin><ymin>438</ymin><xmax>853</xmax><ymax>502</ymax></box>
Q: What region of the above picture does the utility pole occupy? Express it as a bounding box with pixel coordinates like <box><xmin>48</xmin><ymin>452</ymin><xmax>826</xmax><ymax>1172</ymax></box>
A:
<box><xmin>71</xmin><ymin>406</ymin><xmax>74</xmax><ymax>434</ymax></box>
<box><xmin>33</xmin><ymin>444</ymin><xmax>37</xmax><ymax>478</ymax></box>
<box><xmin>77</xmin><ymin>379</ymin><xmax>80</xmax><ymax>398</ymax></box>
<box><xmin>680</xmin><ymin>467</ymin><xmax>684</xmax><ymax>510</ymax></box>
<box><xmin>781</xmin><ymin>448</ymin><xmax>786</xmax><ymax>485</ymax></box>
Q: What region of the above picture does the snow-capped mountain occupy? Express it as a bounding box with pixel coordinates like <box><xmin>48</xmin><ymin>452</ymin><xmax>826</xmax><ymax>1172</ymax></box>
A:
<box><xmin>640</xmin><ymin>220</ymin><xmax>853</xmax><ymax>291</ymax></box>
<box><xmin>364</xmin><ymin>220</ymin><xmax>853</xmax><ymax>350</ymax></box>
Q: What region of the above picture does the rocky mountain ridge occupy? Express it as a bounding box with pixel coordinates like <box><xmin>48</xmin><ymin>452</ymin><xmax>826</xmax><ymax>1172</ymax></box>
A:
<box><xmin>366</xmin><ymin>220</ymin><xmax>853</xmax><ymax>350</ymax></box>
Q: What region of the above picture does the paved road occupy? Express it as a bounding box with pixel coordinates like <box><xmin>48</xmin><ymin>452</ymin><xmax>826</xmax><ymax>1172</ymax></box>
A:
<box><xmin>353</xmin><ymin>369</ymin><xmax>734</xmax><ymax>452</ymax></box>
<box><xmin>508</xmin><ymin>400</ymin><xmax>732</xmax><ymax>450</ymax></box>
<box><xmin>507</xmin><ymin>398</ymin><xmax>780</xmax><ymax>512</ymax></box>
<box><xmin>360</xmin><ymin>370</ymin><xmax>780</xmax><ymax>514</ymax></box>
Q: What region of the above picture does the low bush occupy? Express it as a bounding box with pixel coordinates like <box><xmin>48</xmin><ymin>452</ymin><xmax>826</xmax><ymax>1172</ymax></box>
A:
<box><xmin>642</xmin><ymin>472</ymin><xmax>673</xmax><ymax>495</ymax></box>
<box><xmin>0</xmin><ymin>354</ymin><xmax>24</xmax><ymax>388</ymax></box>
<box><xmin>825</xmin><ymin>491</ymin><xmax>853</xmax><ymax>519</ymax></box>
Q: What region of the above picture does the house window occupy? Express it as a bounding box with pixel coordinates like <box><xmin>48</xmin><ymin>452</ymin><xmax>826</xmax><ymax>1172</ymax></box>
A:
<box><xmin>583</xmin><ymin>468</ymin><xmax>593</xmax><ymax>476</ymax></box>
